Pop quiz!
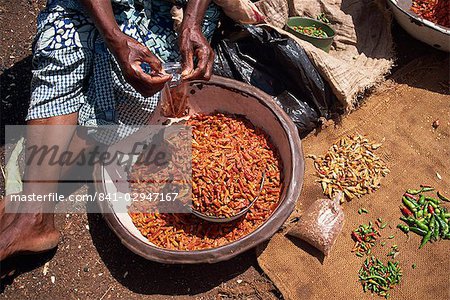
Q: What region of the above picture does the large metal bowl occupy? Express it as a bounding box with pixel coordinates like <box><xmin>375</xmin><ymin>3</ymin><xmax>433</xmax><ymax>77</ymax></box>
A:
<box><xmin>388</xmin><ymin>0</ymin><xmax>450</xmax><ymax>52</ymax></box>
<box><xmin>94</xmin><ymin>76</ymin><xmax>304</xmax><ymax>264</ymax></box>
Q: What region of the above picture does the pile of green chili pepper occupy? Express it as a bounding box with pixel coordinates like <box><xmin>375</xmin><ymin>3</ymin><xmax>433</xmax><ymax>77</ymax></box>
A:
<box><xmin>359</xmin><ymin>256</ymin><xmax>402</xmax><ymax>299</ymax></box>
<box><xmin>291</xmin><ymin>25</ymin><xmax>328</xmax><ymax>38</ymax></box>
<box><xmin>351</xmin><ymin>221</ymin><xmax>381</xmax><ymax>256</ymax></box>
<box><xmin>396</xmin><ymin>186</ymin><xmax>450</xmax><ymax>248</ymax></box>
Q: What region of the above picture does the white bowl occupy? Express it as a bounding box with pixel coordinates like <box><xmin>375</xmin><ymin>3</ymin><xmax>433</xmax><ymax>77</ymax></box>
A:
<box><xmin>388</xmin><ymin>0</ymin><xmax>450</xmax><ymax>52</ymax></box>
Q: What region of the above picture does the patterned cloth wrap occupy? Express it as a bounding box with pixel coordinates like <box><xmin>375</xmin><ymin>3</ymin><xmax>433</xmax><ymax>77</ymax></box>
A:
<box><xmin>28</xmin><ymin>0</ymin><xmax>221</xmax><ymax>126</ymax></box>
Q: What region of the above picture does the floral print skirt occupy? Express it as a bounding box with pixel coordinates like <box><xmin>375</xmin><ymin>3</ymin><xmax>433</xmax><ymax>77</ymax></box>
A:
<box><xmin>27</xmin><ymin>0</ymin><xmax>220</xmax><ymax>126</ymax></box>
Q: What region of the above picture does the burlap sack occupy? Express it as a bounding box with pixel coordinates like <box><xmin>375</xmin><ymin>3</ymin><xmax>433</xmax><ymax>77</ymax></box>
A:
<box><xmin>255</xmin><ymin>0</ymin><xmax>289</xmax><ymax>28</ymax></box>
<box><xmin>255</xmin><ymin>0</ymin><xmax>394</xmax><ymax>110</ymax></box>
<box><xmin>257</xmin><ymin>55</ymin><xmax>450</xmax><ymax>300</ymax></box>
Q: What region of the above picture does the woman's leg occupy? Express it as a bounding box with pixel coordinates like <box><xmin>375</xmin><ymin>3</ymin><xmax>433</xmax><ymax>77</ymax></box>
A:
<box><xmin>0</xmin><ymin>113</ymin><xmax>79</xmax><ymax>261</ymax></box>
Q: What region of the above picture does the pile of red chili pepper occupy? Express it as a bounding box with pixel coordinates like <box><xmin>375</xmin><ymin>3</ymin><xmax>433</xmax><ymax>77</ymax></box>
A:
<box><xmin>358</xmin><ymin>256</ymin><xmax>402</xmax><ymax>299</ymax></box>
<box><xmin>128</xmin><ymin>113</ymin><xmax>283</xmax><ymax>250</ymax></box>
<box><xmin>396</xmin><ymin>186</ymin><xmax>450</xmax><ymax>248</ymax></box>
<box><xmin>188</xmin><ymin>113</ymin><xmax>273</xmax><ymax>218</ymax></box>
<box><xmin>351</xmin><ymin>221</ymin><xmax>382</xmax><ymax>256</ymax></box>
<box><xmin>411</xmin><ymin>0</ymin><xmax>449</xmax><ymax>28</ymax></box>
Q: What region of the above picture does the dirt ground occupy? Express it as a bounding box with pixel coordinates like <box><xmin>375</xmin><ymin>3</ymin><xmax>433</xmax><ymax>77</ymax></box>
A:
<box><xmin>0</xmin><ymin>1</ymin><xmax>448</xmax><ymax>300</ymax></box>
<box><xmin>258</xmin><ymin>53</ymin><xmax>449</xmax><ymax>299</ymax></box>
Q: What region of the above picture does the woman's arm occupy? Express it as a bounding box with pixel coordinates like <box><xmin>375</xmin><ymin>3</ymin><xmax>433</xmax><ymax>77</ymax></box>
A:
<box><xmin>179</xmin><ymin>0</ymin><xmax>214</xmax><ymax>80</ymax></box>
<box><xmin>79</xmin><ymin>0</ymin><xmax>171</xmax><ymax>97</ymax></box>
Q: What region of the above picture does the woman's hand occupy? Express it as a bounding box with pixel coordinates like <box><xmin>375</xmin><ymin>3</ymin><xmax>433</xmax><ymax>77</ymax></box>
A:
<box><xmin>79</xmin><ymin>0</ymin><xmax>171</xmax><ymax>97</ymax></box>
<box><xmin>108</xmin><ymin>31</ymin><xmax>172</xmax><ymax>97</ymax></box>
<box><xmin>179</xmin><ymin>0</ymin><xmax>214</xmax><ymax>81</ymax></box>
<box><xmin>179</xmin><ymin>25</ymin><xmax>214</xmax><ymax>81</ymax></box>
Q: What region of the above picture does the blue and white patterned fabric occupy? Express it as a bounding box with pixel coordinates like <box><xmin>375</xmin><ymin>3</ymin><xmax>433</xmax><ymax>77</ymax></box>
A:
<box><xmin>28</xmin><ymin>0</ymin><xmax>221</xmax><ymax>126</ymax></box>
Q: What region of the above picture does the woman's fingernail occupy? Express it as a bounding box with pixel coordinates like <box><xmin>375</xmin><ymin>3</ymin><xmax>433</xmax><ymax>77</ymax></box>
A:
<box><xmin>181</xmin><ymin>69</ymin><xmax>192</xmax><ymax>76</ymax></box>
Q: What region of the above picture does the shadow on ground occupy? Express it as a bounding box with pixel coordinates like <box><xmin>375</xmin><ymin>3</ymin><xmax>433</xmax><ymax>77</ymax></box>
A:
<box><xmin>86</xmin><ymin>195</ymin><xmax>257</xmax><ymax>296</ymax></box>
<box><xmin>0</xmin><ymin>249</ymin><xmax>57</xmax><ymax>293</ymax></box>
<box><xmin>1</xmin><ymin>56</ymin><xmax>32</xmax><ymax>146</ymax></box>
<box><xmin>389</xmin><ymin>21</ymin><xmax>449</xmax><ymax>95</ymax></box>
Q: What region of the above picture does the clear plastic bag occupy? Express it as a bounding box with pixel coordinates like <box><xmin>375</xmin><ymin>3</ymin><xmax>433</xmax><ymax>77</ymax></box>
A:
<box><xmin>287</xmin><ymin>192</ymin><xmax>345</xmax><ymax>256</ymax></box>
<box><xmin>160</xmin><ymin>62</ymin><xmax>189</xmax><ymax>118</ymax></box>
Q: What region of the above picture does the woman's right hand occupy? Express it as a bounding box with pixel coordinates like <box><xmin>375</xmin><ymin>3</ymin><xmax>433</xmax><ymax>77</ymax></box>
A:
<box><xmin>106</xmin><ymin>30</ymin><xmax>172</xmax><ymax>97</ymax></box>
<box><xmin>79</xmin><ymin>0</ymin><xmax>172</xmax><ymax>97</ymax></box>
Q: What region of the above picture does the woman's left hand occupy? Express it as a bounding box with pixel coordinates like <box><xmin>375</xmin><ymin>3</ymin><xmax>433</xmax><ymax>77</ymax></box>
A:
<box><xmin>179</xmin><ymin>25</ymin><xmax>214</xmax><ymax>81</ymax></box>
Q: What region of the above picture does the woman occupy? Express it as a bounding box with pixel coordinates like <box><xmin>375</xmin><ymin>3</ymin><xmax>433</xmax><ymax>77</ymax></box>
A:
<box><xmin>29</xmin><ymin>0</ymin><xmax>220</xmax><ymax>125</ymax></box>
<box><xmin>0</xmin><ymin>0</ymin><xmax>219</xmax><ymax>263</ymax></box>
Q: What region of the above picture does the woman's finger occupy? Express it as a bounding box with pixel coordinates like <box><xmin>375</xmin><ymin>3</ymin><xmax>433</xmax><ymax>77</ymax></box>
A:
<box><xmin>141</xmin><ymin>47</ymin><xmax>163</xmax><ymax>74</ymax></box>
<box><xmin>180</xmin><ymin>42</ymin><xmax>194</xmax><ymax>78</ymax></box>
<box><xmin>131</xmin><ymin>64</ymin><xmax>171</xmax><ymax>96</ymax></box>
<box><xmin>184</xmin><ymin>47</ymin><xmax>210</xmax><ymax>80</ymax></box>
<box><xmin>204</xmin><ymin>50</ymin><xmax>215</xmax><ymax>80</ymax></box>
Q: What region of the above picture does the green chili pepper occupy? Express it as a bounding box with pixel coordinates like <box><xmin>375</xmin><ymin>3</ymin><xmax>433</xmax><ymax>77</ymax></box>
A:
<box><xmin>419</xmin><ymin>230</ymin><xmax>432</xmax><ymax>249</ymax></box>
<box><xmin>406</xmin><ymin>189</ymin><xmax>422</xmax><ymax>195</ymax></box>
<box><xmin>423</xmin><ymin>203</ymin><xmax>429</xmax><ymax>218</ymax></box>
<box><xmin>425</xmin><ymin>196</ymin><xmax>440</xmax><ymax>204</ymax></box>
<box><xmin>429</xmin><ymin>215</ymin><xmax>435</xmax><ymax>237</ymax></box>
<box><xmin>364</xmin><ymin>275</ymin><xmax>387</xmax><ymax>284</ymax></box>
<box><xmin>437</xmin><ymin>213</ymin><xmax>449</xmax><ymax>235</ymax></box>
<box><xmin>416</xmin><ymin>209</ymin><xmax>424</xmax><ymax>218</ymax></box>
<box><xmin>412</xmin><ymin>263</ymin><xmax>416</xmax><ymax>269</ymax></box>
<box><xmin>418</xmin><ymin>194</ymin><xmax>425</xmax><ymax>205</ymax></box>
<box><xmin>428</xmin><ymin>201</ymin><xmax>438</xmax><ymax>209</ymax></box>
<box><xmin>397</xmin><ymin>224</ymin><xmax>409</xmax><ymax>233</ymax></box>
<box><xmin>403</xmin><ymin>197</ymin><xmax>417</xmax><ymax>212</ymax></box>
<box><xmin>437</xmin><ymin>191</ymin><xmax>450</xmax><ymax>202</ymax></box>
<box><xmin>433</xmin><ymin>218</ymin><xmax>440</xmax><ymax>241</ymax></box>
<box><xmin>415</xmin><ymin>219</ymin><xmax>429</xmax><ymax>231</ymax></box>
<box><xmin>421</xmin><ymin>187</ymin><xmax>435</xmax><ymax>192</ymax></box>
<box><xmin>404</xmin><ymin>217</ymin><xmax>429</xmax><ymax>231</ymax></box>
<box><xmin>400</xmin><ymin>216</ymin><xmax>414</xmax><ymax>226</ymax></box>
<box><xmin>409</xmin><ymin>226</ymin><xmax>427</xmax><ymax>236</ymax></box>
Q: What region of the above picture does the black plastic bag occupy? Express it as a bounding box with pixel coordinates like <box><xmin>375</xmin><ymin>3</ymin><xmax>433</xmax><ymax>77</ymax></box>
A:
<box><xmin>213</xmin><ymin>25</ymin><xmax>336</xmax><ymax>134</ymax></box>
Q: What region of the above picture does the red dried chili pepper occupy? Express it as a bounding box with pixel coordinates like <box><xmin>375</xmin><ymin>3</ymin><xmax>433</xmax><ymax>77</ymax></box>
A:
<box><xmin>352</xmin><ymin>231</ymin><xmax>363</xmax><ymax>243</ymax></box>
<box><xmin>127</xmin><ymin>113</ymin><xmax>283</xmax><ymax>250</ymax></box>
<box><xmin>411</xmin><ymin>0</ymin><xmax>449</xmax><ymax>28</ymax></box>
<box><xmin>404</xmin><ymin>193</ymin><xmax>418</xmax><ymax>200</ymax></box>
<box><xmin>400</xmin><ymin>206</ymin><xmax>414</xmax><ymax>217</ymax></box>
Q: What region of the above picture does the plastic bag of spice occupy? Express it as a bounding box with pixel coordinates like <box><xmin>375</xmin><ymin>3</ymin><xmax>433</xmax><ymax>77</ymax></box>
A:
<box><xmin>287</xmin><ymin>192</ymin><xmax>345</xmax><ymax>256</ymax></box>
<box><xmin>160</xmin><ymin>62</ymin><xmax>189</xmax><ymax>118</ymax></box>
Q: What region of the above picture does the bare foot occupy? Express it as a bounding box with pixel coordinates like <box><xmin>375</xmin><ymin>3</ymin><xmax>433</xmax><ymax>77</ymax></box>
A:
<box><xmin>0</xmin><ymin>197</ymin><xmax>60</xmax><ymax>262</ymax></box>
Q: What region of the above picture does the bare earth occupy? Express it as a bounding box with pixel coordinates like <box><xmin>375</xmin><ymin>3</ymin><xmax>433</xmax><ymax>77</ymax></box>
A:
<box><xmin>0</xmin><ymin>1</ymin><xmax>448</xmax><ymax>299</ymax></box>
